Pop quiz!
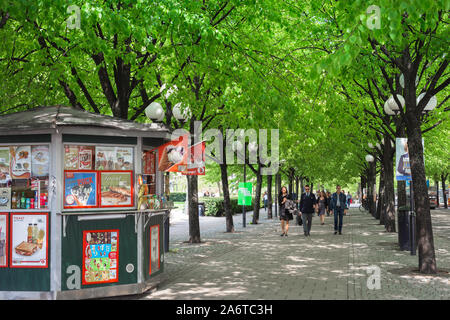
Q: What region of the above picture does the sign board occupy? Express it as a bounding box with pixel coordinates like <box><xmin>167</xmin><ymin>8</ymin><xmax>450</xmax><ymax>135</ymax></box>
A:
<box><xmin>238</xmin><ymin>182</ymin><xmax>252</xmax><ymax>206</ymax></box>
<box><xmin>396</xmin><ymin>138</ymin><xmax>424</xmax><ymax>181</ymax></box>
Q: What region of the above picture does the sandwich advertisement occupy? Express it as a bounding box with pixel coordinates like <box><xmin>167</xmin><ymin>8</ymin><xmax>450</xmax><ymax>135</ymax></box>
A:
<box><xmin>10</xmin><ymin>212</ymin><xmax>48</xmax><ymax>268</ymax></box>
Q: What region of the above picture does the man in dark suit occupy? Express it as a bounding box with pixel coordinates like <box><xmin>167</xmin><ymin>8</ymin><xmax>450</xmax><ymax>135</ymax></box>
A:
<box><xmin>299</xmin><ymin>185</ymin><xmax>317</xmax><ymax>236</ymax></box>
<box><xmin>330</xmin><ymin>185</ymin><xmax>348</xmax><ymax>235</ymax></box>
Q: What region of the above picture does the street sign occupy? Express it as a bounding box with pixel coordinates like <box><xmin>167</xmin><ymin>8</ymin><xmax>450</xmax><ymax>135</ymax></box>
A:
<box><xmin>238</xmin><ymin>182</ymin><xmax>252</xmax><ymax>206</ymax></box>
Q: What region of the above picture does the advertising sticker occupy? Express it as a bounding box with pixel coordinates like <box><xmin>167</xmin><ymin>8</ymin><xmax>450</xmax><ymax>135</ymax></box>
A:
<box><xmin>0</xmin><ymin>213</ymin><xmax>7</xmax><ymax>267</ymax></box>
<box><xmin>149</xmin><ymin>225</ymin><xmax>160</xmax><ymax>275</ymax></box>
<box><xmin>10</xmin><ymin>212</ymin><xmax>48</xmax><ymax>268</ymax></box>
<box><xmin>31</xmin><ymin>145</ymin><xmax>50</xmax><ymax>177</ymax></box>
<box><xmin>64</xmin><ymin>145</ymin><xmax>79</xmax><ymax>170</ymax></box>
<box><xmin>0</xmin><ymin>188</ymin><xmax>11</xmax><ymax>210</ymax></box>
<box><xmin>82</xmin><ymin>230</ymin><xmax>119</xmax><ymax>285</ymax></box>
<box><xmin>10</xmin><ymin>146</ymin><xmax>31</xmax><ymax>179</ymax></box>
<box><xmin>0</xmin><ymin>147</ymin><xmax>11</xmax><ymax>185</ymax></box>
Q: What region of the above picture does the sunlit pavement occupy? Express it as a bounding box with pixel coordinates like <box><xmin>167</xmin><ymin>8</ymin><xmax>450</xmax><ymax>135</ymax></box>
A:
<box><xmin>125</xmin><ymin>207</ymin><xmax>450</xmax><ymax>300</ymax></box>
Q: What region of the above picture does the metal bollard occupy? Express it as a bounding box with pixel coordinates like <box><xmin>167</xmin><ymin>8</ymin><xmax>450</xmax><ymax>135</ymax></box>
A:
<box><xmin>409</xmin><ymin>211</ymin><xmax>416</xmax><ymax>256</ymax></box>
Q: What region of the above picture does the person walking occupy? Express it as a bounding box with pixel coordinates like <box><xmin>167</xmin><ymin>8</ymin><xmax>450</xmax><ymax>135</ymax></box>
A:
<box><xmin>317</xmin><ymin>191</ymin><xmax>327</xmax><ymax>225</ymax></box>
<box><xmin>299</xmin><ymin>185</ymin><xmax>317</xmax><ymax>236</ymax></box>
<box><xmin>278</xmin><ymin>186</ymin><xmax>293</xmax><ymax>237</ymax></box>
<box><xmin>263</xmin><ymin>191</ymin><xmax>268</xmax><ymax>212</ymax></box>
<box><xmin>346</xmin><ymin>192</ymin><xmax>352</xmax><ymax>216</ymax></box>
<box><xmin>330</xmin><ymin>185</ymin><xmax>348</xmax><ymax>235</ymax></box>
<box><xmin>326</xmin><ymin>191</ymin><xmax>332</xmax><ymax>216</ymax></box>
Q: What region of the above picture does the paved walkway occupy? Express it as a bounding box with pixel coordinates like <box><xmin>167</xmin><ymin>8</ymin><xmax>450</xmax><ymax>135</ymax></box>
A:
<box><xmin>138</xmin><ymin>206</ymin><xmax>450</xmax><ymax>300</ymax></box>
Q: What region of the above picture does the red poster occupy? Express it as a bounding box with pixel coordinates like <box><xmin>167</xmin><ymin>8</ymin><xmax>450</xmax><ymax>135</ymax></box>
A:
<box><xmin>157</xmin><ymin>134</ymin><xmax>189</xmax><ymax>172</ymax></box>
<box><xmin>143</xmin><ymin>150</ymin><xmax>156</xmax><ymax>175</ymax></box>
<box><xmin>82</xmin><ymin>229</ymin><xmax>119</xmax><ymax>285</ymax></box>
<box><xmin>0</xmin><ymin>213</ymin><xmax>8</xmax><ymax>268</ymax></box>
<box><xmin>181</xmin><ymin>142</ymin><xmax>205</xmax><ymax>176</ymax></box>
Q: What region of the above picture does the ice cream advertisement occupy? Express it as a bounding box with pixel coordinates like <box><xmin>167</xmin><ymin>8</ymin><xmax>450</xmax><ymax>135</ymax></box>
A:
<box><xmin>10</xmin><ymin>146</ymin><xmax>31</xmax><ymax>179</ymax></box>
<box><xmin>82</xmin><ymin>230</ymin><xmax>119</xmax><ymax>285</ymax></box>
<box><xmin>64</xmin><ymin>171</ymin><xmax>98</xmax><ymax>208</ymax></box>
<box><xmin>100</xmin><ymin>171</ymin><xmax>133</xmax><ymax>207</ymax></box>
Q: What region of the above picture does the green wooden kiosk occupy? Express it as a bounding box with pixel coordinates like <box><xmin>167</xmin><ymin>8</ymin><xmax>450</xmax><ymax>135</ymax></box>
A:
<box><xmin>0</xmin><ymin>106</ymin><xmax>173</xmax><ymax>299</ymax></box>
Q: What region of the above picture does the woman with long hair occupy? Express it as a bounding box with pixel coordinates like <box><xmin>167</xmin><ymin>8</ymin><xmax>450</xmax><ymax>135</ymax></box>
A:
<box><xmin>318</xmin><ymin>191</ymin><xmax>327</xmax><ymax>225</ymax></box>
<box><xmin>278</xmin><ymin>186</ymin><xmax>293</xmax><ymax>236</ymax></box>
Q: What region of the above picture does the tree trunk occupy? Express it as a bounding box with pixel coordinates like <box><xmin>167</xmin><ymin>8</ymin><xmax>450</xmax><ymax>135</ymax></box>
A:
<box><xmin>405</xmin><ymin>112</ymin><xmax>437</xmax><ymax>274</ymax></box>
<box><xmin>397</xmin><ymin>181</ymin><xmax>407</xmax><ymax>207</ymax></box>
<box><xmin>383</xmin><ymin>136</ymin><xmax>396</xmax><ymax>232</ymax></box>
<box><xmin>186</xmin><ymin>174</ymin><xmax>201</xmax><ymax>243</ymax></box>
<box><xmin>376</xmin><ymin>168</ymin><xmax>384</xmax><ymax>221</ymax></box>
<box><xmin>252</xmin><ymin>164</ymin><xmax>263</xmax><ymax>224</ymax></box>
<box><xmin>267</xmin><ymin>175</ymin><xmax>273</xmax><ymax>219</ymax></box>
<box><xmin>442</xmin><ymin>174</ymin><xmax>448</xmax><ymax>209</ymax></box>
<box><xmin>435</xmin><ymin>179</ymin><xmax>439</xmax><ymax>208</ymax></box>
<box><xmin>220</xmin><ymin>163</ymin><xmax>234</xmax><ymax>232</ymax></box>
<box><xmin>368</xmin><ymin>160</ymin><xmax>377</xmax><ymax>217</ymax></box>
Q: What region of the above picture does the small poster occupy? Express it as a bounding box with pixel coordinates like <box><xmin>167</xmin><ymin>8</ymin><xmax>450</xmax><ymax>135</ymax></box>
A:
<box><xmin>64</xmin><ymin>171</ymin><xmax>98</xmax><ymax>208</ymax></box>
<box><xmin>115</xmin><ymin>147</ymin><xmax>133</xmax><ymax>170</ymax></box>
<box><xmin>396</xmin><ymin>138</ymin><xmax>424</xmax><ymax>181</ymax></box>
<box><xmin>0</xmin><ymin>147</ymin><xmax>11</xmax><ymax>185</ymax></box>
<box><xmin>82</xmin><ymin>230</ymin><xmax>119</xmax><ymax>285</ymax></box>
<box><xmin>0</xmin><ymin>213</ymin><xmax>7</xmax><ymax>267</ymax></box>
<box><xmin>79</xmin><ymin>146</ymin><xmax>95</xmax><ymax>170</ymax></box>
<box><xmin>10</xmin><ymin>212</ymin><xmax>48</xmax><ymax>268</ymax></box>
<box><xmin>10</xmin><ymin>146</ymin><xmax>31</xmax><ymax>179</ymax></box>
<box><xmin>0</xmin><ymin>188</ymin><xmax>11</xmax><ymax>210</ymax></box>
<box><xmin>100</xmin><ymin>171</ymin><xmax>133</xmax><ymax>207</ymax></box>
<box><xmin>31</xmin><ymin>145</ymin><xmax>50</xmax><ymax>177</ymax></box>
<box><xmin>95</xmin><ymin>146</ymin><xmax>115</xmax><ymax>170</ymax></box>
<box><xmin>149</xmin><ymin>225</ymin><xmax>160</xmax><ymax>275</ymax></box>
<box><xmin>64</xmin><ymin>145</ymin><xmax>79</xmax><ymax>170</ymax></box>
<box><xmin>143</xmin><ymin>150</ymin><xmax>156</xmax><ymax>174</ymax></box>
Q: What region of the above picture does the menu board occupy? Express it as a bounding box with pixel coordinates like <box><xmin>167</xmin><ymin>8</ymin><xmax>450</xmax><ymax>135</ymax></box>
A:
<box><xmin>64</xmin><ymin>171</ymin><xmax>98</xmax><ymax>208</ymax></box>
<box><xmin>31</xmin><ymin>145</ymin><xmax>50</xmax><ymax>177</ymax></box>
<box><xmin>10</xmin><ymin>146</ymin><xmax>31</xmax><ymax>179</ymax></box>
<box><xmin>10</xmin><ymin>212</ymin><xmax>48</xmax><ymax>268</ymax></box>
<box><xmin>149</xmin><ymin>225</ymin><xmax>160</xmax><ymax>275</ymax></box>
<box><xmin>96</xmin><ymin>147</ymin><xmax>133</xmax><ymax>171</ymax></box>
<box><xmin>82</xmin><ymin>230</ymin><xmax>119</xmax><ymax>285</ymax></box>
<box><xmin>0</xmin><ymin>213</ymin><xmax>7</xmax><ymax>267</ymax></box>
<box><xmin>0</xmin><ymin>147</ymin><xmax>11</xmax><ymax>185</ymax></box>
<box><xmin>100</xmin><ymin>171</ymin><xmax>133</xmax><ymax>207</ymax></box>
<box><xmin>0</xmin><ymin>188</ymin><xmax>11</xmax><ymax>210</ymax></box>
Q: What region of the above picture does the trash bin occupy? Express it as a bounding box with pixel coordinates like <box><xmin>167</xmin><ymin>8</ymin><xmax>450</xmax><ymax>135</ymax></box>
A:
<box><xmin>397</xmin><ymin>206</ymin><xmax>415</xmax><ymax>252</ymax></box>
<box><xmin>198</xmin><ymin>202</ymin><xmax>205</xmax><ymax>216</ymax></box>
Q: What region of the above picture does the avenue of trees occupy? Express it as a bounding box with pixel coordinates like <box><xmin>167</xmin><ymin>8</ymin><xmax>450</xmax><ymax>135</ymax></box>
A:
<box><xmin>0</xmin><ymin>1</ymin><xmax>448</xmax><ymax>274</ymax></box>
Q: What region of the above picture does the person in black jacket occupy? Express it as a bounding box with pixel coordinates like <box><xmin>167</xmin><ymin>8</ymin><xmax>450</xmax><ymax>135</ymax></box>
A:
<box><xmin>278</xmin><ymin>186</ymin><xmax>293</xmax><ymax>237</ymax></box>
<box><xmin>329</xmin><ymin>185</ymin><xmax>348</xmax><ymax>235</ymax></box>
<box><xmin>299</xmin><ymin>185</ymin><xmax>317</xmax><ymax>236</ymax></box>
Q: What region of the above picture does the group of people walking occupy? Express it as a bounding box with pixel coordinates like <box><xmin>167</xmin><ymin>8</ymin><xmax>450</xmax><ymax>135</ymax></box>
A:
<box><xmin>278</xmin><ymin>185</ymin><xmax>351</xmax><ymax>237</ymax></box>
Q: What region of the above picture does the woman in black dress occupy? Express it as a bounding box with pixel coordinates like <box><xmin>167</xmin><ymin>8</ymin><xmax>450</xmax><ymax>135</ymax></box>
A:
<box><xmin>278</xmin><ymin>186</ymin><xmax>293</xmax><ymax>237</ymax></box>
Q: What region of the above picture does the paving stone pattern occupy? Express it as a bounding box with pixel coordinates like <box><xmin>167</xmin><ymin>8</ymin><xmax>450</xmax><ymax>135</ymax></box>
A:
<box><xmin>136</xmin><ymin>207</ymin><xmax>450</xmax><ymax>300</ymax></box>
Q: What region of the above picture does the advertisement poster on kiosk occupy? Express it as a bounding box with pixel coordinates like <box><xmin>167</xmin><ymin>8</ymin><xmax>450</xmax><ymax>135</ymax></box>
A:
<box><xmin>10</xmin><ymin>212</ymin><xmax>48</xmax><ymax>268</ymax></box>
<box><xmin>0</xmin><ymin>213</ymin><xmax>7</xmax><ymax>267</ymax></box>
<box><xmin>82</xmin><ymin>230</ymin><xmax>119</xmax><ymax>285</ymax></box>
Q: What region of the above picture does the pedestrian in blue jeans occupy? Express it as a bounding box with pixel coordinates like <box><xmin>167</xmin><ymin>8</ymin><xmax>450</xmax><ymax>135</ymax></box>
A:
<box><xmin>329</xmin><ymin>185</ymin><xmax>348</xmax><ymax>235</ymax></box>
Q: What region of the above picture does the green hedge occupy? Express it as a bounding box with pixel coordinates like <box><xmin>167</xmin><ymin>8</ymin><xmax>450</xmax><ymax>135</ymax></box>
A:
<box><xmin>200</xmin><ymin>197</ymin><xmax>254</xmax><ymax>217</ymax></box>
<box><xmin>168</xmin><ymin>192</ymin><xmax>186</xmax><ymax>202</ymax></box>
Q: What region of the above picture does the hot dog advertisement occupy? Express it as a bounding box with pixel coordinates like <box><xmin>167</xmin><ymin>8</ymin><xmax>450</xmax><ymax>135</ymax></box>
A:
<box><xmin>100</xmin><ymin>171</ymin><xmax>133</xmax><ymax>207</ymax></box>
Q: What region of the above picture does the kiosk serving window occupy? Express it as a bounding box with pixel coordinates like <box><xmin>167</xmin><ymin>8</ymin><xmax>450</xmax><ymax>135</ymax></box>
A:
<box><xmin>0</xmin><ymin>145</ymin><xmax>50</xmax><ymax>210</ymax></box>
<box><xmin>63</xmin><ymin>144</ymin><xmax>134</xmax><ymax>210</ymax></box>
